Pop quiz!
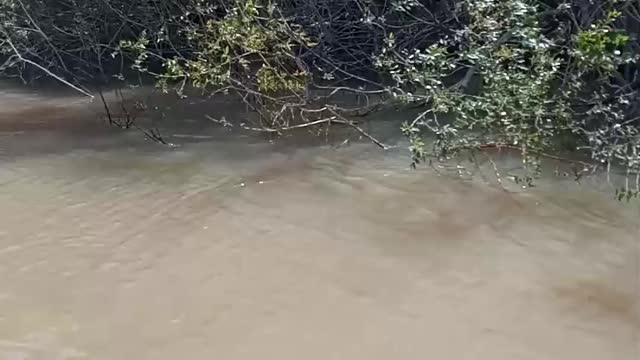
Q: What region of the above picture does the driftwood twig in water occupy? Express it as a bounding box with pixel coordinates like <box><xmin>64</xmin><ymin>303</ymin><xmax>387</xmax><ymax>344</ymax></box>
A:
<box><xmin>224</xmin><ymin>113</ymin><xmax>392</xmax><ymax>150</ymax></box>
<box><xmin>238</xmin><ymin>117</ymin><xmax>339</xmax><ymax>132</ymax></box>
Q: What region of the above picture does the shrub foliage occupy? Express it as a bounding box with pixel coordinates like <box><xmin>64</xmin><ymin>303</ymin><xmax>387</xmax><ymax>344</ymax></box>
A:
<box><xmin>1</xmin><ymin>0</ymin><xmax>639</xmax><ymax>194</ymax></box>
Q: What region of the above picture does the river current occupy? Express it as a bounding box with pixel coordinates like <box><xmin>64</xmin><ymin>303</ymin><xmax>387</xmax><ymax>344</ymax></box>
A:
<box><xmin>0</xmin><ymin>85</ymin><xmax>638</xmax><ymax>360</ymax></box>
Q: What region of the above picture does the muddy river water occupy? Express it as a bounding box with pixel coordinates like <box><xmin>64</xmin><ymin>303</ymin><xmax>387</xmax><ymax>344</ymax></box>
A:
<box><xmin>0</xmin><ymin>85</ymin><xmax>638</xmax><ymax>359</ymax></box>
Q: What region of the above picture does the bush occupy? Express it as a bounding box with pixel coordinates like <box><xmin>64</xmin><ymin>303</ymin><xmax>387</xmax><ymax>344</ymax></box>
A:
<box><xmin>1</xmin><ymin>0</ymin><xmax>639</xmax><ymax>196</ymax></box>
<box><xmin>376</xmin><ymin>0</ymin><xmax>639</xmax><ymax>195</ymax></box>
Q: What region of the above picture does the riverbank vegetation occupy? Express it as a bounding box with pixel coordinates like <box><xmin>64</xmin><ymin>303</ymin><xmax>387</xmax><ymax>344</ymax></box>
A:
<box><xmin>1</xmin><ymin>0</ymin><xmax>639</xmax><ymax>197</ymax></box>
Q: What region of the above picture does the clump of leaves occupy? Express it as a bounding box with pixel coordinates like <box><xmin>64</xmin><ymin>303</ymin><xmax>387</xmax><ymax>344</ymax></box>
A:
<box><xmin>616</xmin><ymin>187</ymin><xmax>640</xmax><ymax>202</ymax></box>
<box><xmin>120</xmin><ymin>0</ymin><xmax>314</xmax><ymax>117</ymax></box>
<box><xmin>378</xmin><ymin>0</ymin><xmax>567</xmax><ymax>179</ymax></box>
<box><xmin>378</xmin><ymin>0</ymin><xmax>639</xmax><ymax>195</ymax></box>
<box><xmin>575</xmin><ymin>10</ymin><xmax>630</xmax><ymax>73</ymax></box>
<box><xmin>569</xmin><ymin>8</ymin><xmax>640</xmax><ymax>197</ymax></box>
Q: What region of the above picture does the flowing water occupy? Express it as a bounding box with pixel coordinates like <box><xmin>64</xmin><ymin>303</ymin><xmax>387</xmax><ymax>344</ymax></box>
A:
<box><xmin>0</xmin><ymin>85</ymin><xmax>639</xmax><ymax>360</ymax></box>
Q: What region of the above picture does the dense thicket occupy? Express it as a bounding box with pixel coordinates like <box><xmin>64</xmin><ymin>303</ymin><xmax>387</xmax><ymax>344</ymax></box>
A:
<box><xmin>1</xmin><ymin>0</ymin><xmax>639</xmax><ymax>196</ymax></box>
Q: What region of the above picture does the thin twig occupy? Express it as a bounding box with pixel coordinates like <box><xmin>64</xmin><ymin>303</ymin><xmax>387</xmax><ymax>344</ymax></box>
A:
<box><xmin>239</xmin><ymin>117</ymin><xmax>339</xmax><ymax>132</ymax></box>
<box><xmin>2</xmin><ymin>33</ymin><xmax>94</xmax><ymax>98</ymax></box>
<box><xmin>326</xmin><ymin>108</ymin><xmax>392</xmax><ymax>149</ymax></box>
<box><xmin>98</xmin><ymin>88</ymin><xmax>114</xmax><ymax>125</ymax></box>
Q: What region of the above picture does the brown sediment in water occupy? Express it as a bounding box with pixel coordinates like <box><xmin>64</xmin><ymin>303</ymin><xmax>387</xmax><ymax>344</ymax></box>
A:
<box><xmin>553</xmin><ymin>279</ymin><xmax>640</xmax><ymax>328</ymax></box>
<box><xmin>0</xmin><ymin>86</ymin><xmax>638</xmax><ymax>360</ymax></box>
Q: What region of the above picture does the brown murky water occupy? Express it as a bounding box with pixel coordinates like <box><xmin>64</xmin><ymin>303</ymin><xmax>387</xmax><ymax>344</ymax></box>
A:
<box><xmin>0</xmin><ymin>85</ymin><xmax>639</xmax><ymax>360</ymax></box>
